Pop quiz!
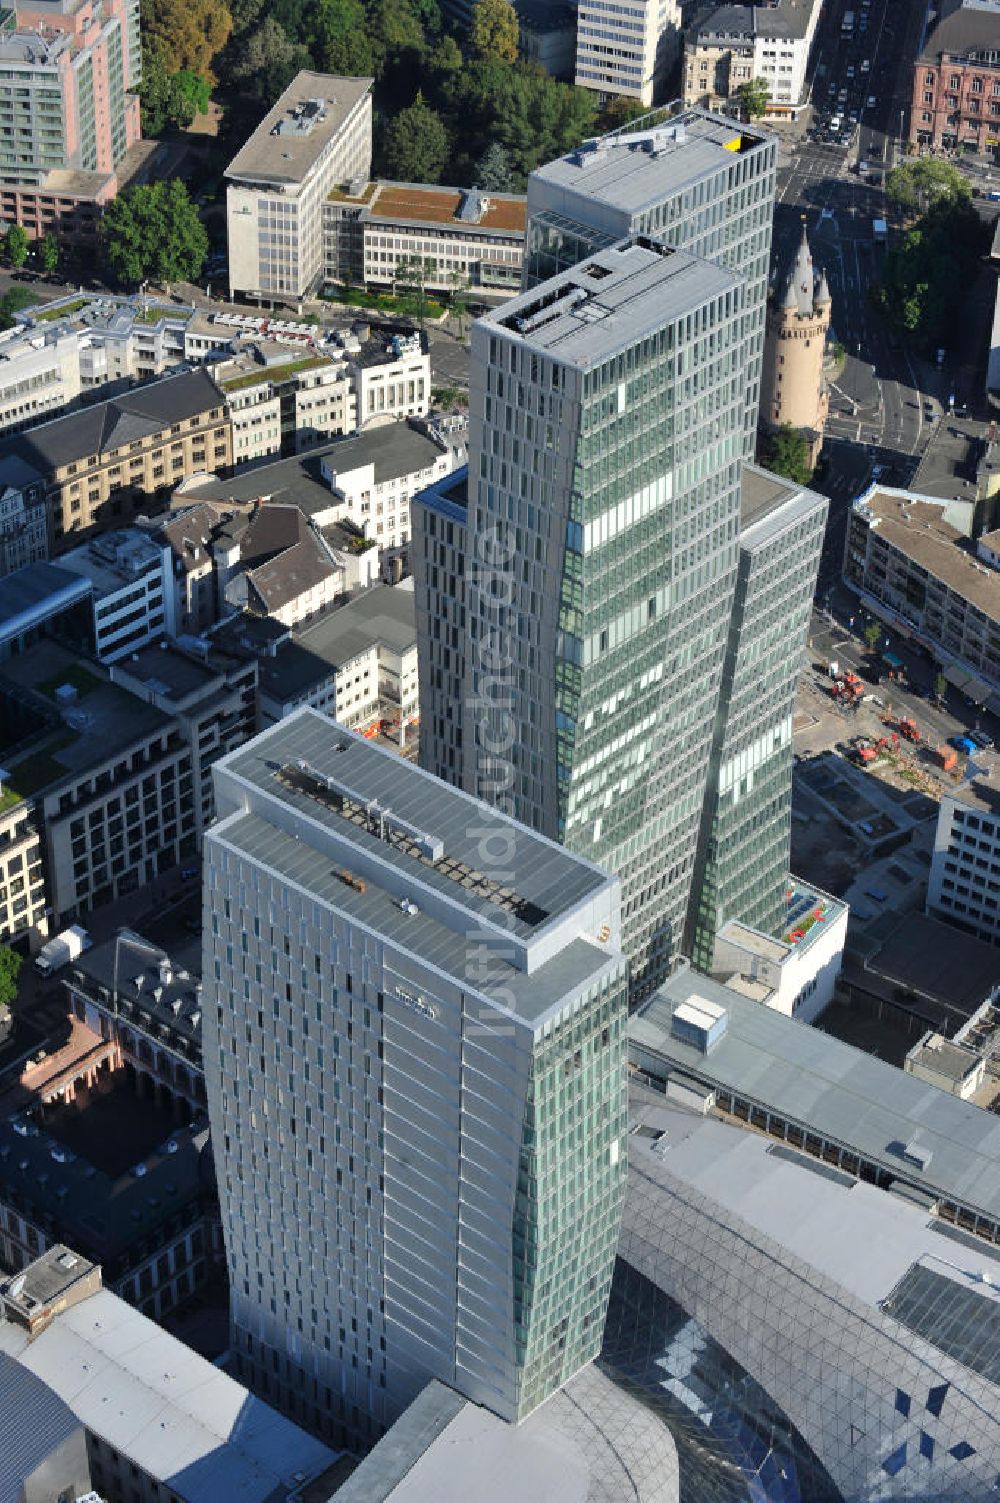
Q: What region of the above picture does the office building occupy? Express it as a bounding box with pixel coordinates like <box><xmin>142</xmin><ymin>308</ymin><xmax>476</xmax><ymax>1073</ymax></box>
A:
<box><xmin>844</xmin><ymin>485</ymin><xmax>1000</xmax><ymax>702</ymax></box>
<box><xmin>55</xmin><ymin>526</ymin><xmax>175</xmax><ymax>663</ymax></box>
<box><xmin>215</xmin><ymin>342</ymin><xmax>357</xmax><ymax>466</ymax></box>
<box><xmin>758</xmin><ymin>224</ymin><xmax>832</xmax><ymax>465</ymax></box>
<box><xmin>324</xmin><ymin>180</ymin><xmax>526</xmax><ymax>301</ymax></box>
<box><xmin>0</xmin><ymin>782</ymin><xmax>47</xmax><ymax>953</ymax></box>
<box><xmin>3</xmin><ymin>367</ymin><xmax>231</xmax><ymax>549</ymax></box>
<box><xmin>910</xmin><ymin>0</ymin><xmax>1000</xmax><ymax>153</ymax></box>
<box><xmin>203</xmin><ymin>710</ymin><xmax>627</xmax><ymax>1446</ymax></box>
<box><xmin>682</xmin><ymin>0</ymin><xmax>822</xmax><ymax>119</ymax></box>
<box><xmin>686</xmin><ymin>465</ymin><xmax>827</xmax><ymax>967</ymax></box>
<box><xmin>0</xmin><ymin>1247</ymin><xmax>341</xmax><ymax>1503</ymax></box>
<box><xmin>928</xmin><ymin>790</ymin><xmax>1000</xmax><ymax>945</ymax></box>
<box><xmin>711</xmin><ymin>879</ymin><xmax>848</xmax><ymax>1023</ymax></box>
<box><xmin>523</xmin><ymin>111</ymin><xmax>777</xmax><ymax>450</ymax></box>
<box><xmin>574</xmin><ymin>0</ymin><xmax>682</xmax><ymax>106</ymax></box>
<box><xmin>417</xmin><ymin>237</ymin><xmax>746</xmax><ymax>993</ymax></box>
<box><xmin>226</xmin><ymin>72</ymin><xmax>373</xmax><ymax>304</ymax></box>
<box><xmin>0</xmin><ymin>0</ymin><xmax>141</xmax><ymax>241</ymax></box>
<box><xmin>0</xmin><ymin>321</ymin><xmax>82</xmax><ymax>437</ymax></box>
<box><xmin>0</xmin><ymin>642</ymin><xmax>198</xmax><ymax>924</ymax></box>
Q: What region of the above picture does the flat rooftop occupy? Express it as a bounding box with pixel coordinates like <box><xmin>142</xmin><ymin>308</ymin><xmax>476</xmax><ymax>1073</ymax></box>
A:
<box><xmin>0</xmin><ymin>1285</ymin><xmax>338</xmax><ymax>1503</ymax></box>
<box><xmin>56</xmin><ymin>529</ymin><xmax>166</xmax><ymax>597</ymax></box>
<box><xmin>485</xmin><ymin>238</ymin><xmax>739</xmax><ymax>367</ymax></box>
<box><xmin>856</xmin><ymin>485</ymin><xmax>1000</xmax><ymax>622</ymax></box>
<box><xmin>365</xmin><ymin>182</ymin><xmax>526</xmax><ymax>235</ymax></box>
<box><xmin>0</xmin><ymin>562</ymin><xmax>90</xmax><ymax>644</ymax></box>
<box><xmin>630</xmin><ymin>969</ymin><xmax>1000</xmax><ymax>1226</ymax></box>
<box><xmin>528</xmin><ymin>109</ymin><xmax>772</xmax><ymax>220</ymax></box>
<box><xmin>864</xmin><ymin>910</ymin><xmax>1000</xmax><ymax>1018</ymax></box>
<box><xmin>225</xmin><ymin>71</ymin><xmax>372</xmax><ymax>188</ymax></box>
<box><xmin>212</xmin><ymin>710</ymin><xmax>620</xmax><ymax>1019</ymax></box>
<box><xmin>0</xmin><ymin>643</ymin><xmax>172</xmax><ymax>797</ymax></box>
<box><xmin>295</xmin><ymin>584</ymin><xmax>415</xmax><ymax>668</ymax></box>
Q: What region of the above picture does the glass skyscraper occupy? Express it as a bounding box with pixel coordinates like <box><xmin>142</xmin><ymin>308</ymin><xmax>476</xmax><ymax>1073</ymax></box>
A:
<box><xmin>414</xmin><ymin>117</ymin><xmax>824</xmax><ymax>996</ymax></box>
<box><xmin>202</xmin><ymin>710</ymin><xmax>627</xmax><ymax>1449</ymax></box>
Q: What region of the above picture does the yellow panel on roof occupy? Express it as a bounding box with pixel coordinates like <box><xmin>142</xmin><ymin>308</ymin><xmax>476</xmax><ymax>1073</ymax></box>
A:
<box><xmin>723</xmin><ymin>135</ymin><xmax>742</xmax><ymax>151</ymax></box>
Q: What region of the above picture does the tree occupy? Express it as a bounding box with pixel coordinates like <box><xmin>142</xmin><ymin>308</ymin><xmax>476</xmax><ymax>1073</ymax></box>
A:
<box><xmin>736</xmin><ymin>77</ymin><xmax>770</xmax><ymax>120</ymax></box>
<box><xmin>864</xmin><ymin>621</ymin><xmax>882</xmax><ymax>651</ymax></box>
<box><xmin>597</xmin><ymin>94</ymin><xmax>646</xmax><ymax>132</ymax></box>
<box><xmin>429</xmin><ymin>34</ymin><xmax>463</xmax><ymax>77</ymax></box>
<box><xmin>102</xmin><ymin>179</ymin><xmax>209</xmax><ymax>286</ymax></box>
<box><xmin>0</xmin><ymin>945</ymin><xmax>21</xmax><ymax>1013</ymax></box>
<box><xmin>142</xmin><ymin>0</ymin><xmax>232</xmax><ymax>82</ymax></box>
<box><xmin>874</xmin><ymin>197</ymin><xmax>985</xmax><ymax>343</ymax></box>
<box><xmin>886</xmin><ymin>159</ymin><xmax>970</xmax><ymax>217</ymax></box>
<box><xmin>39</xmin><ymin>231</ymin><xmax>59</xmax><ymax>276</ymax></box>
<box><xmin>474</xmin><ymin>142</ymin><xmax>515</xmax><ymax>191</ymax></box>
<box><xmin>231</xmin><ymin>17</ymin><xmax>310</xmax><ymax>101</ymax></box>
<box><xmin>470</xmin><ymin>0</ymin><xmax>519</xmax><ymax>61</ymax></box>
<box><xmin>381</xmin><ymin>93</ymin><xmax>450</xmax><ymax>183</ymax></box>
<box><xmin>934</xmin><ymin>670</ymin><xmax>948</xmax><ymax>702</ymax></box>
<box><xmin>448</xmin><ymin>269</ymin><xmax>472</xmax><ymax>335</ymax></box>
<box><xmin>763</xmin><ymin>423</ymin><xmax>812</xmax><ymax>485</ymax></box>
<box><xmin>140</xmin><ymin>49</ymin><xmax>212</xmax><ymax>132</ymax></box>
<box><xmin>0</xmin><ymin>287</ymin><xmax>37</xmax><ymax>330</ymax></box>
<box><xmin>4</xmin><ymin>223</ymin><xmax>28</xmax><ymax>268</ymax></box>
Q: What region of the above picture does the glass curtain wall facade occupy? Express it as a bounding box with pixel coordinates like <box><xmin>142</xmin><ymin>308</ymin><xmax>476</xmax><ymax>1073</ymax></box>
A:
<box><xmin>462</xmin><ymin>239</ymin><xmax>746</xmax><ymax>996</ymax></box>
<box><xmin>686</xmin><ymin>472</ymin><xmax>827</xmax><ymax>968</ymax></box>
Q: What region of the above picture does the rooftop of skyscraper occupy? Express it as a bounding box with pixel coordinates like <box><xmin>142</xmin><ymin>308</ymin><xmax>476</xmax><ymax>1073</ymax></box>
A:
<box><xmin>211</xmin><ymin>709</ymin><xmax>622</xmax><ymax>1015</ymax></box>
<box><xmin>485</xmin><ymin>237</ymin><xmax>739</xmax><ymax>366</ymax></box>
<box><xmin>527</xmin><ymin>109</ymin><xmax>773</xmax><ymax>217</ymax></box>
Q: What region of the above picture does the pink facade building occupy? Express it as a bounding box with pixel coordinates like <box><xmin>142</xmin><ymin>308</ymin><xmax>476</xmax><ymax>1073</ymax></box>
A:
<box><xmin>0</xmin><ymin>0</ymin><xmax>141</xmax><ymax>241</ymax></box>
<box><xmin>910</xmin><ymin>0</ymin><xmax>1000</xmax><ymax>155</ymax></box>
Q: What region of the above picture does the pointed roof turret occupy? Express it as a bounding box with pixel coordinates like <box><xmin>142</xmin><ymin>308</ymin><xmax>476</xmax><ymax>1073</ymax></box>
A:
<box><xmin>815</xmin><ymin>268</ymin><xmax>832</xmax><ymax>308</ymax></box>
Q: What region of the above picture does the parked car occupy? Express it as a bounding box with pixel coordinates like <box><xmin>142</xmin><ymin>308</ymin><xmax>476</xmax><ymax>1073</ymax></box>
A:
<box><xmin>949</xmin><ymin>735</ymin><xmax>978</xmax><ymax>754</ymax></box>
<box><xmin>970</xmin><ymin>730</ymin><xmax>994</xmax><ymax>750</ymax></box>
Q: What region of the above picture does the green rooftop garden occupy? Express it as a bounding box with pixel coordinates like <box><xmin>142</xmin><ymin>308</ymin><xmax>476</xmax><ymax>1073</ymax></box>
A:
<box><xmin>0</xmin><ymin>783</ymin><xmax>23</xmax><ymax>814</ymax></box>
<box><xmin>35</xmin><ymin>663</ymin><xmax>103</xmax><ymax>702</ymax></box>
<box><xmin>32</xmin><ymin>297</ymin><xmax>90</xmax><ymax>323</ymax></box>
<box><xmin>2</xmin><ymin>731</ymin><xmax>77</xmax><ymax>798</ymax></box>
<box><xmin>221</xmin><ymin>354</ymin><xmax>331</xmax><ymax>393</ymax></box>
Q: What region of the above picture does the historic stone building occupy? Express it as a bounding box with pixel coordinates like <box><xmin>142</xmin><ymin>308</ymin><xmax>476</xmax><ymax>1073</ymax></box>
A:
<box><xmin>759</xmin><ymin>224</ymin><xmax>831</xmax><ymax>465</ymax></box>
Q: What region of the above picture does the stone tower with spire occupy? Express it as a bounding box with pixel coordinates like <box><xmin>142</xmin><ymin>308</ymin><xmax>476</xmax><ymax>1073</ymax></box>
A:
<box><xmin>759</xmin><ymin>222</ymin><xmax>832</xmax><ymax>464</ymax></box>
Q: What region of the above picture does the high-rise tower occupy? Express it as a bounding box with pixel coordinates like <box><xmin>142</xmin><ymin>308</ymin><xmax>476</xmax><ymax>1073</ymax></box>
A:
<box><xmin>523</xmin><ymin>110</ymin><xmax>777</xmax><ymax>451</ymax></box>
<box><xmin>203</xmin><ymin>709</ymin><xmax>627</xmax><ymax>1448</ymax></box>
<box><xmin>418</xmin><ymin>236</ymin><xmax>747</xmax><ymax>994</ymax></box>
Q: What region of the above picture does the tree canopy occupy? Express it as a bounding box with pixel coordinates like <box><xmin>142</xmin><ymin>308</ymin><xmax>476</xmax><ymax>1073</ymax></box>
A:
<box><xmin>874</xmin><ymin>197</ymin><xmax>985</xmax><ymax>343</ymax></box>
<box><xmin>4</xmin><ymin>223</ymin><xmax>28</xmax><ymax>268</ymax></box>
<box><xmin>102</xmin><ymin>179</ymin><xmax>209</xmax><ymax>286</ymax></box>
<box><xmin>381</xmin><ymin>92</ymin><xmax>450</xmax><ymax>183</ymax></box>
<box><xmin>470</xmin><ymin>0</ymin><xmax>519</xmax><ymax>61</ymax></box>
<box><xmin>737</xmin><ymin>78</ymin><xmax>770</xmax><ymax>120</ymax></box>
<box><xmin>141</xmin><ymin>0</ymin><xmax>232</xmax><ymax>81</ymax></box>
<box><xmin>0</xmin><ymin>946</ymin><xmax>21</xmax><ymax>1012</ymax></box>
<box><xmin>141</xmin><ymin>49</ymin><xmax>213</xmax><ymax>132</ymax></box>
<box><xmin>762</xmin><ymin>424</ymin><xmax>812</xmax><ymax>485</ymax></box>
<box><xmin>885</xmin><ymin>158</ymin><xmax>971</xmax><ymax>217</ymax></box>
<box><xmin>475</xmin><ymin>142</ymin><xmax>515</xmax><ymax>191</ymax></box>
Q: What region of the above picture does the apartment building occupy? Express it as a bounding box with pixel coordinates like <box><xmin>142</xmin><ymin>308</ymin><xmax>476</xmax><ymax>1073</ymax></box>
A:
<box><xmin>0</xmin><ymin>642</ymin><xmax>198</xmax><ymax>924</ymax></box>
<box><xmin>928</xmin><ymin>792</ymin><xmax>1000</xmax><ymax>946</ymax></box>
<box><xmin>142</xmin><ymin>502</ymin><xmax>227</xmax><ymax>635</ymax></box>
<box><xmin>523</xmin><ymin>111</ymin><xmax>777</xmax><ymax>452</ymax></box>
<box><xmin>203</xmin><ymin>712</ymin><xmax>627</xmax><ymax>1446</ymax></box>
<box><xmin>0</xmin><ymin>0</ymin><xmax>141</xmax><ymax>241</ymax></box>
<box><xmin>0</xmin><ymin>786</ymin><xmax>47</xmax><ymax>952</ymax></box>
<box><xmin>226</xmin><ymin>72</ymin><xmax>373</xmax><ymax>304</ymax></box>
<box><xmin>318</xmin><ymin>420</ymin><xmax>454</xmax><ymax>555</ymax></box>
<box><xmin>844</xmin><ymin>485</ymin><xmax>1000</xmax><ymax>695</ymax></box>
<box><xmin>3</xmin><ymin>367</ymin><xmax>232</xmax><ymax>548</ymax></box>
<box><xmin>211</xmin><ymin>581</ymin><xmax>416</xmax><ymax>730</ymax></box>
<box><xmin>910</xmin><ymin>0</ymin><xmax>1000</xmax><ymax>152</ymax></box>
<box><xmin>0</xmin><ymin>458</ymin><xmax>48</xmax><ymax>577</ymax></box>
<box><xmin>683</xmin><ymin>0</ymin><xmax>821</xmax><ymax>119</ymax></box>
<box><xmin>55</xmin><ymin>526</ymin><xmax>174</xmax><ymax>663</ymax></box>
<box><xmin>324</xmin><ymin>181</ymin><xmax>525</xmax><ymax>300</ymax></box>
<box><xmin>574</xmin><ymin>0</ymin><xmax>683</xmax><ymax>106</ymax></box>
<box><xmin>215</xmin><ymin>342</ymin><xmax>357</xmax><ymax>465</ymax></box>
